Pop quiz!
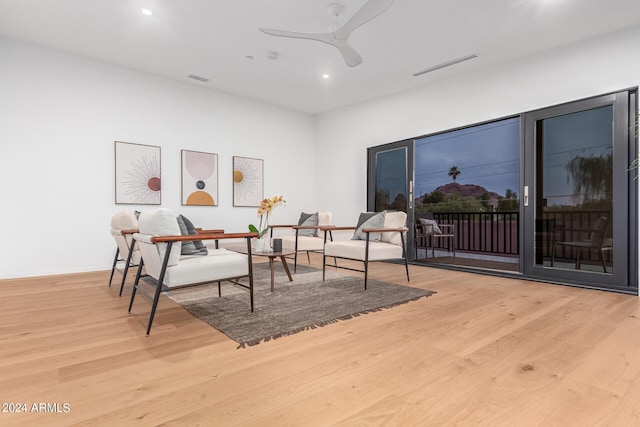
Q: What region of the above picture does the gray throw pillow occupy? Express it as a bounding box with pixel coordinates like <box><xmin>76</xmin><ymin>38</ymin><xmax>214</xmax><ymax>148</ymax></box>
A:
<box><xmin>177</xmin><ymin>214</ymin><xmax>208</xmax><ymax>255</ymax></box>
<box><xmin>419</xmin><ymin>218</ymin><xmax>442</xmax><ymax>234</ymax></box>
<box><xmin>297</xmin><ymin>212</ymin><xmax>318</xmax><ymax>237</ymax></box>
<box><xmin>176</xmin><ymin>215</ymin><xmax>199</xmax><ymax>255</ymax></box>
<box><xmin>352</xmin><ymin>211</ymin><xmax>386</xmax><ymax>242</ymax></box>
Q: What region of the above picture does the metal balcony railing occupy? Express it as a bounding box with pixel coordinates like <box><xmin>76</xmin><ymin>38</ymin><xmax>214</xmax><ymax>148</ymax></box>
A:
<box><xmin>425</xmin><ymin>210</ymin><xmax>610</xmax><ymax>262</ymax></box>
<box><xmin>432</xmin><ymin>212</ymin><xmax>519</xmax><ymax>256</ymax></box>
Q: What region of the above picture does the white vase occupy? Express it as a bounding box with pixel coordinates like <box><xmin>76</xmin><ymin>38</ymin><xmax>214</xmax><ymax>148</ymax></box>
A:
<box><xmin>255</xmin><ymin>238</ymin><xmax>271</xmax><ymax>253</ymax></box>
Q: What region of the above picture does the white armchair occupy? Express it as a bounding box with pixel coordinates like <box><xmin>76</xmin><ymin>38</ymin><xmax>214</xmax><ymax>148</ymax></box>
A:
<box><xmin>269</xmin><ymin>211</ymin><xmax>333</xmax><ymax>272</ymax></box>
<box><xmin>322</xmin><ymin>211</ymin><xmax>409</xmax><ymax>289</ymax></box>
<box><xmin>109</xmin><ymin>210</ymin><xmax>141</xmax><ymax>296</ymax></box>
<box><xmin>128</xmin><ymin>208</ymin><xmax>256</xmax><ymax>335</ymax></box>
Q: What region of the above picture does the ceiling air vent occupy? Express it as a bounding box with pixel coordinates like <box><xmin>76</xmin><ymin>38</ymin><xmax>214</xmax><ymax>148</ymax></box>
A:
<box><xmin>413</xmin><ymin>54</ymin><xmax>479</xmax><ymax>77</ymax></box>
<box><xmin>188</xmin><ymin>74</ymin><xmax>209</xmax><ymax>83</ymax></box>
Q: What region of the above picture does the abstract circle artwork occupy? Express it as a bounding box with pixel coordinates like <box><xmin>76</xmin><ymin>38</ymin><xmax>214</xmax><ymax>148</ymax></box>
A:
<box><xmin>114</xmin><ymin>141</ymin><xmax>161</xmax><ymax>205</ymax></box>
<box><xmin>181</xmin><ymin>150</ymin><xmax>218</xmax><ymax>206</ymax></box>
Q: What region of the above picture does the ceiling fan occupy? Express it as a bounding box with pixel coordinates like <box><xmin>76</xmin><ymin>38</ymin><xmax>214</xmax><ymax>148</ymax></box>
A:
<box><xmin>259</xmin><ymin>0</ymin><xmax>395</xmax><ymax>67</ymax></box>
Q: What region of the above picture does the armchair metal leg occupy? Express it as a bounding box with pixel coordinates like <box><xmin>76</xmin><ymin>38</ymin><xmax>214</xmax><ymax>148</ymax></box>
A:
<box><xmin>109</xmin><ymin>248</ymin><xmax>120</xmax><ymax>286</ymax></box>
<box><xmin>128</xmin><ymin>260</ymin><xmax>144</xmax><ymax>313</ymax></box>
<box><xmin>146</xmin><ymin>241</ymin><xmax>174</xmax><ymax>335</ymax></box>
<box><xmin>119</xmin><ymin>237</ymin><xmax>137</xmax><ymax>297</ymax></box>
<box><xmin>401</xmin><ymin>232</ymin><xmax>409</xmax><ymax>282</ymax></box>
<box><xmin>451</xmin><ymin>235</ymin><xmax>456</xmax><ymax>258</ymax></box>
<box><xmin>246</xmin><ymin>236</ymin><xmax>254</xmax><ymax>312</ymax></box>
<box><xmin>600</xmin><ymin>249</ymin><xmax>607</xmax><ymax>273</ymax></box>
<box><xmin>322</xmin><ymin>253</ymin><xmax>327</xmax><ymax>282</ymax></box>
<box><xmin>431</xmin><ymin>235</ymin><xmax>435</xmax><ymax>258</ymax></box>
<box><xmin>364</xmin><ymin>235</ymin><xmax>370</xmax><ymax>290</ymax></box>
<box><xmin>249</xmin><ymin>274</ymin><xmax>254</xmax><ymax>312</ymax></box>
<box><xmin>364</xmin><ymin>260</ymin><xmax>368</xmax><ymax>290</ymax></box>
<box><xmin>294</xmin><ymin>230</ymin><xmax>299</xmax><ymax>273</ymax></box>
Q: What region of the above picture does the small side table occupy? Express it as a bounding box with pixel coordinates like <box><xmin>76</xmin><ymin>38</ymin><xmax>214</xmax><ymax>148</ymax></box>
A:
<box><xmin>227</xmin><ymin>245</ymin><xmax>295</xmax><ymax>292</ymax></box>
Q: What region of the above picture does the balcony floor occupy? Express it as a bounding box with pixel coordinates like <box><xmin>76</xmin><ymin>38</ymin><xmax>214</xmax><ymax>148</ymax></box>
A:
<box><xmin>414</xmin><ymin>249</ymin><xmax>519</xmax><ymax>272</ymax></box>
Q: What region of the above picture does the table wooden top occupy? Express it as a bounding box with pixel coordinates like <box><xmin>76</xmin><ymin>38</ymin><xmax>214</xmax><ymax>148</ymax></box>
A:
<box><xmin>225</xmin><ymin>243</ymin><xmax>295</xmax><ymax>257</ymax></box>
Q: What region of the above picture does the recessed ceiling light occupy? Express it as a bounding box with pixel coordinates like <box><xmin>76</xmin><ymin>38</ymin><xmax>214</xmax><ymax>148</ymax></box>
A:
<box><xmin>322</xmin><ymin>74</ymin><xmax>330</xmax><ymax>79</ymax></box>
<box><xmin>141</xmin><ymin>8</ymin><xmax>153</xmax><ymax>16</ymax></box>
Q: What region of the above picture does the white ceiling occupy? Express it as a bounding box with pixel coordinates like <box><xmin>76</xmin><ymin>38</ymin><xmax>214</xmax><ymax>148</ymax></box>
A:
<box><xmin>1</xmin><ymin>0</ymin><xmax>640</xmax><ymax>114</ymax></box>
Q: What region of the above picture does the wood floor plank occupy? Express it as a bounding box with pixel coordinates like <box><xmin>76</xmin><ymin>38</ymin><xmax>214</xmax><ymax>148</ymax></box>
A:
<box><xmin>1</xmin><ymin>254</ymin><xmax>639</xmax><ymax>426</ymax></box>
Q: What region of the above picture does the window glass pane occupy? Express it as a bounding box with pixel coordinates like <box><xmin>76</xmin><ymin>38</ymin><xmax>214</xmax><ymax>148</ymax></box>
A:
<box><xmin>414</xmin><ymin>117</ymin><xmax>520</xmax><ymax>269</ymax></box>
<box><xmin>375</xmin><ymin>148</ymin><xmax>407</xmax><ymax>212</ymax></box>
<box><xmin>537</xmin><ymin>105</ymin><xmax>613</xmax><ymax>273</ymax></box>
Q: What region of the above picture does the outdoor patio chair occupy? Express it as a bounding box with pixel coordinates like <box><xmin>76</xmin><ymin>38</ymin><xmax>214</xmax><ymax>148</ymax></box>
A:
<box><xmin>551</xmin><ymin>215</ymin><xmax>610</xmax><ymax>273</ymax></box>
<box><xmin>321</xmin><ymin>210</ymin><xmax>409</xmax><ymax>289</ymax></box>
<box><xmin>128</xmin><ymin>208</ymin><xmax>256</xmax><ymax>335</ymax></box>
<box><xmin>415</xmin><ymin>214</ymin><xmax>455</xmax><ymax>259</ymax></box>
<box><xmin>269</xmin><ymin>211</ymin><xmax>333</xmax><ymax>272</ymax></box>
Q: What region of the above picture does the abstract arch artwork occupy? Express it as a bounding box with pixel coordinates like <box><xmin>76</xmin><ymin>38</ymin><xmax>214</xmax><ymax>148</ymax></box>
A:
<box><xmin>233</xmin><ymin>156</ymin><xmax>263</xmax><ymax>207</ymax></box>
<box><xmin>114</xmin><ymin>141</ymin><xmax>161</xmax><ymax>205</ymax></box>
<box><xmin>181</xmin><ymin>150</ymin><xmax>218</xmax><ymax>206</ymax></box>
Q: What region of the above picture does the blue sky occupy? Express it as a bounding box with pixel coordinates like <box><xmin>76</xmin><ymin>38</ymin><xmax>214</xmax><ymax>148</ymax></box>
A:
<box><xmin>415</xmin><ymin>117</ymin><xmax>520</xmax><ymax>198</ymax></box>
<box><xmin>378</xmin><ymin>108</ymin><xmax>612</xmax><ymax>208</ymax></box>
<box><xmin>542</xmin><ymin>106</ymin><xmax>613</xmax><ymax>206</ymax></box>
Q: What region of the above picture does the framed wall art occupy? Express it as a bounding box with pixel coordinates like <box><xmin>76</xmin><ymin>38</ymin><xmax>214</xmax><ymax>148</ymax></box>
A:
<box><xmin>181</xmin><ymin>150</ymin><xmax>218</xmax><ymax>206</ymax></box>
<box><xmin>114</xmin><ymin>141</ymin><xmax>161</xmax><ymax>205</ymax></box>
<box><xmin>233</xmin><ymin>156</ymin><xmax>263</xmax><ymax>207</ymax></box>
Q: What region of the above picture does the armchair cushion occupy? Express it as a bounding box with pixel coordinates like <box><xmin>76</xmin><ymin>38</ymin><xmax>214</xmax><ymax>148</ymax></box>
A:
<box><xmin>111</xmin><ymin>210</ymin><xmax>138</xmax><ymax>231</ymax></box>
<box><xmin>352</xmin><ymin>212</ymin><xmax>386</xmax><ymax>242</ymax></box>
<box><xmin>316</xmin><ymin>212</ymin><xmax>333</xmax><ymax>237</ymax></box>
<box><xmin>137</xmin><ymin>209</ymin><xmax>182</xmax><ymax>267</ymax></box>
<box><xmin>325</xmin><ymin>240</ymin><xmax>403</xmax><ymax>261</ymax></box>
<box><xmin>297</xmin><ymin>212</ymin><xmax>319</xmax><ymax>237</ymax></box>
<box><xmin>160</xmin><ymin>248</ymin><xmax>248</xmax><ymax>288</ymax></box>
<box><xmin>110</xmin><ymin>210</ymin><xmax>141</xmax><ymax>264</ymax></box>
<box><xmin>281</xmin><ymin>235</ymin><xmax>325</xmax><ymax>252</ymax></box>
<box><xmin>381</xmin><ymin>211</ymin><xmax>407</xmax><ymax>245</ymax></box>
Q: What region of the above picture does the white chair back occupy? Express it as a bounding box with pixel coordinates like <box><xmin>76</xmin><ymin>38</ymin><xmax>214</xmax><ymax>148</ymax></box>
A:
<box><xmin>111</xmin><ymin>210</ymin><xmax>141</xmax><ymax>264</ymax></box>
<box><xmin>135</xmin><ymin>209</ymin><xmax>182</xmax><ymax>281</ymax></box>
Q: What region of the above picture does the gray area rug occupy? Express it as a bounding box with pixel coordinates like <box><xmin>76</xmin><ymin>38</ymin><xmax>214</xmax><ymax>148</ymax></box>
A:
<box><xmin>162</xmin><ymin>263</ymin><xmax>436</xmax><ymax>347</ymax></box>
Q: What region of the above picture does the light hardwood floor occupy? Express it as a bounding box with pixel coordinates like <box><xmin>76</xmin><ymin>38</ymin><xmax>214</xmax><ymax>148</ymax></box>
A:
<box><xmin>1</xmin><ymin>255</ymin><xmax>640</xmax><ymax>426</ymax></box>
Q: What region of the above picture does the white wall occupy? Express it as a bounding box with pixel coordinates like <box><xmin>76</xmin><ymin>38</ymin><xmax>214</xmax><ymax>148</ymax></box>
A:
<box><xmin>0</xmin><ymin>38</ymin><xmax>317</xmax><ymax>279</ymax></box>
<box><xmin>315</xmin><ymin>26</ymin><xmax>640</xmax><ymax>226</ymax></box>
<box><xmin>2</xmin><ymin>26</ymin><xmax>639</xmax><ymax>279</ymax></box>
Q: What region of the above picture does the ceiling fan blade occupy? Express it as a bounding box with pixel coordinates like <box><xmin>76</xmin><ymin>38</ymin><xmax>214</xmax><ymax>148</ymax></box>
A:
<box><xmin>334</xmin><ymin>0</ymin><xmax>395</xmax><ymax>40</ymax></box>
<box><xmin>259</xmin><ymin>28</ymin><xmax>333</xmax><ymax>44</ymax></box>
<box><xmin>331</xmin><ymin>40</ymin><xmax>363</xmax><ymax>67</ymax></box>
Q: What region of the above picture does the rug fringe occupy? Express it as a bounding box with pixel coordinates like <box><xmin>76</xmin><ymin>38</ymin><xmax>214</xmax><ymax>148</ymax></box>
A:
<box><xmin>237</xmin><ymin>293</ymin><xmax>434</xmax><ymax>349</ymax></box>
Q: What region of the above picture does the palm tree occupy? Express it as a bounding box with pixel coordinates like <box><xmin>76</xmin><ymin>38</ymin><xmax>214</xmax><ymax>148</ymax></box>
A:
<box><xmin>448</xmin><ymin>166</ymin><xmax>460</xmax><ymax>183</ymax></box>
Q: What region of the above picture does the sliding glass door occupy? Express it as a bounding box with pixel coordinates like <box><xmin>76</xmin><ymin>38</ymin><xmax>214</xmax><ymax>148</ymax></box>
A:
<box><xmin>366</xmin><ymin>90</ymin><xmax>637</xmax><ymax>292</ymax></box>
<box><xmin>368</xmin><ymin>143</ymin><xmax>411</xmax><ymax>212</ymax></box>
<box><xmin>367</xmin><ymin>140</ymin><xmax>414</xmax><ymax>253</ymax></box>
<box><xmin>522</xmin><ymin>91</ymin><xmax>637</xmax><ymax>291</ymax></box>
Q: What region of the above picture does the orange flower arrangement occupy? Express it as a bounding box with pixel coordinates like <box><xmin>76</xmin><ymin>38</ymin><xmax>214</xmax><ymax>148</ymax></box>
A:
<box><xmin>249</xmin><ymin>195</ymin><xmax>286</xmax><ymax>238</ymax></box>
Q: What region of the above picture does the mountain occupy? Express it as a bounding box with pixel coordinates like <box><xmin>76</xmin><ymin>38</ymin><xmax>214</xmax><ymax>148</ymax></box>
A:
<box><xmin>415</xmin><ymin>183</ymin><xmax>501</xmax><ymax>208</ymax></box>
<box><xmin>435</xmin><ymin>183</ymin><xmax>500</xmax><ymax>199</ymax></box>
